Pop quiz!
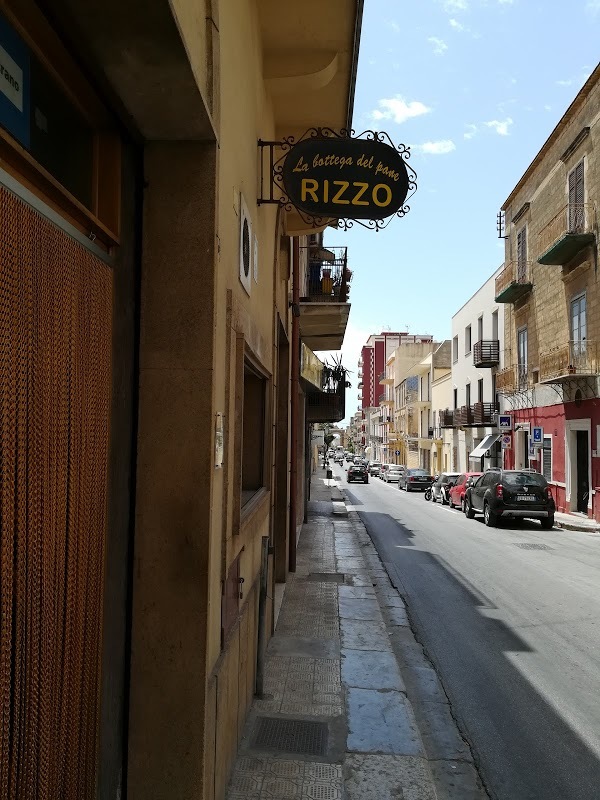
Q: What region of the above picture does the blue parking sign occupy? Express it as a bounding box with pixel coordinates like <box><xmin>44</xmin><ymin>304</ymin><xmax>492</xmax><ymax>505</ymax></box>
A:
<box><xmin>532</xmin><ymin>426</ymin><xmax>543</xmax><ymax>445</ymax></box>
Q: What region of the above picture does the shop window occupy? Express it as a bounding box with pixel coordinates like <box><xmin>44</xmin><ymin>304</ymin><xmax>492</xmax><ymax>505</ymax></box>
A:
<box><xmin>241</xmin><ymin>361</ymin><xmax>267</xmax><ymax>506</ymax></box>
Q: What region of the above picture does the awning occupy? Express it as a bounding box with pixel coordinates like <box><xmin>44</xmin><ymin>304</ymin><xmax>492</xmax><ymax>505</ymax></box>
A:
<box><xmin>469</xmin><ymin>433</ymin><xmax>502</xmax><ymax>460</ymax></box>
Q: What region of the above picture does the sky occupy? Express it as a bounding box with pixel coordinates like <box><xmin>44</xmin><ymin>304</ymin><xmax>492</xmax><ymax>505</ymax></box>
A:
<box><xmin>316</xmin><ymin>0</ymin><xmax>600</xmax><ymax>425</ymax></box>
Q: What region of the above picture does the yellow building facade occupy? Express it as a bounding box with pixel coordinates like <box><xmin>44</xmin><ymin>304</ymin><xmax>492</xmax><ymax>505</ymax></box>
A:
<box><xmin>0</xmin><ymin>1</ymin><xmax>361</xmax><ymax>799</ymax></box>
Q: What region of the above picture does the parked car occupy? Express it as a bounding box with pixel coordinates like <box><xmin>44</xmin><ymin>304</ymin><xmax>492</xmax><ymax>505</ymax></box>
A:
<box><xmin>398</xmin><ymin>468</ymin><xmax>434</xmax><ymax>492</ymax></box>
<box><xmin>379</xmin><ymin>463</ymin><xmax>393</xmax><ymax>479</ymax></box>
<box><xmin>368</xmin><ymin>461</ymin><xmax>382</xmax><ymax>476</ymax></box>
<box><xmin>347</xmin><ymin>464</ymin><xmax>369</xmax><ymax>484</ymax></box>
<box><xmin>448</xmin><ymin>472</ymin><xmax>483</xmax><ymax>510</ymax></box>
<box><xmin>334</xmin><ymin>454</ymin><xmax>344</xmax><ymax>465</ymax></box>
<box><xmin>345</xmin><ymin>454</ymin><xmax>355</xmax><ymax>463</ymax></box>
<box><xmin>431</xmin><ymin>473</ymin><xmax>461</xmax><ymax>505</ymax></box>
<box><xmin>464</xmin><ymin>469</ymin><xmax>555</xmax><ymax>528</ymax></box>
<box><xmin>383</xmin><ymin>465</ymin><xmax>405</xmax><ymax>483</ymax></box>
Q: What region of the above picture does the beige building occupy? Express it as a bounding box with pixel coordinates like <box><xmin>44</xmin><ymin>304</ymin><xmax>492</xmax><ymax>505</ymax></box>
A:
<box><xmin>496</xmin><ymin>65</ymin><xmax>599</xmax><ymax>518</ymax></box>
<box><xmin>0</xmin><ymin>2</ymin><xmax>362</xmax><ymax>800</ymax></box>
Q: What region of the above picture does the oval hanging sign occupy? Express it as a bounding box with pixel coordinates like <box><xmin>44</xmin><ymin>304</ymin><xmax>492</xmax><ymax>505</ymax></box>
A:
<box><xmin>281</xmin><ymin>135</ymin><xmax>410</xmax><ymax>221</ymax></box>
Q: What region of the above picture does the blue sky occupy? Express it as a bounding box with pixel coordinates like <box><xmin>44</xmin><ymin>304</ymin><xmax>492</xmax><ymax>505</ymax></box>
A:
<box><xmin>318</xmin><ymin>0</ymin><xmax>600</xmax><ymax>423</ymax></box>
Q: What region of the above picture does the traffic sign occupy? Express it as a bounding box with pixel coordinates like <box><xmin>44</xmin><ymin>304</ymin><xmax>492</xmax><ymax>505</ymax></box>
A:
<box><xmin>395</xmin><ymin>450</ymin><xmax>401</xmax><ymax>456</ymax></box>
<box><xmin>532</xmin><ymin>426</ymin><xmax>543</xmax><ymax>446</ymax></box>
<box><xmin>501</xmin><ymin>434</ymin><xmax>512</xmax><ymax>450</ymax></box>
<box><xmin>498</xmin><ymin>414</ymin><xmax>512</xmax><ymax>431</ymax></box>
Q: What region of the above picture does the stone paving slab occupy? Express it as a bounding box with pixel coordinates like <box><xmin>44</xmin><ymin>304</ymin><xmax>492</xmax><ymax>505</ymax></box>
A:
<box><xmin>341</xmin><ymin>649</ymin><xmax>405</xmax><ymax>692</ymax></box>
<box><xmin>346</xmin><ymin>687</ymin><xmax>423</xmax><ymax>755</ymax></box>
<box><xmin>344</xmin><ymin>754</ymin><xmax>437</xmax><ymax>800</ymax></box>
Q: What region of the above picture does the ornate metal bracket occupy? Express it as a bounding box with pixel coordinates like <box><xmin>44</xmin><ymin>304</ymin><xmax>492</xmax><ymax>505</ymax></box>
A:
<box><xmin>258</xmin><ymin>127</ymin><xmax>417</xmax><ymax>232</ymax></box>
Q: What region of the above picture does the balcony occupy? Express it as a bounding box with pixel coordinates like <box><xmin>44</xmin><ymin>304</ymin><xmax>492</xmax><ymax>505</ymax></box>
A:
<box><xmin>473</xmin><ymin>402</ymin><xmax>498</xmax><ymax>426</ymax></box>
<box><xmin>473</xmin><ymin>340</ymin><xmax>500</xmax><ymax>368</ymax></box>
<box><xmin>299</xmin><ymin>245</ymin><xmax>351</xmax><ymax>350</ymax></box>
<box><xmin>439</xmin><ymin>409</ymin><xmax>455</xmax><ymax>428</ymax></box>
<box><xmin>495</xmin><ymin>260</ymin><xmax>533</xmax><ymax>303</ymax></box>
<box><xmin>454</xmin><ymin>405</ymin><xmax>474</xmax><ymax>426</ymax></box>
<box><xmin>538</xmin><ymin>203</ymin><xmax>596</xmax><ymax>265</ymax></box>
<box><xmin>496</xmin><ymin>365</ymin><xmax>529</xmax><ymax>394</ymax></box>
<box><xmin>307</xmin><ymin>381</ymin><xmax>346</xmax><ymax>423</ymax></box>
<box><xmin>539</xmin><ymin>340</ymin><xmax>599</xmax><ymax>383</ymax></box>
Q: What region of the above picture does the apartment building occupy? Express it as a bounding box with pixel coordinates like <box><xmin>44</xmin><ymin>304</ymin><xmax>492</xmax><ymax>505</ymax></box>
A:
<box><xmin>496</xmin><ymin>65</ymin><xmax>599</xmax><ymax>518</ymax></box>
<box><xmin>440</xmin><ymin>269</ymin><xmax>505</xmax><ymax>472</ymax></box>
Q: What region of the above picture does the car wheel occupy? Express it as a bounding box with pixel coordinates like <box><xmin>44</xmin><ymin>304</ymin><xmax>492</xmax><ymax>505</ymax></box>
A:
<box><xmin>540</xmin><ymin>515</ymin><xmax>554</xmax><ymax>529</ymax></box>
<box><xmin>431</xmin><ymin>492</ymin><xmax>436</xmax><ymax>503</ymax></box>
<box><xmin>484</xmin><ymin>503</ymin><xmax>497</xmax><ymax>527</ymax></box>
<box><xmin>461</xmin><ymin>497</ymin><xmax>466</xmax><ymax>513</ymax></box>
<box><xmin>441</xmin><ymin>490</ymin><xmax>448</xmax><ymax>506</ymax></box>
<box><xmin>406</xmin><ymin>485</ymin><xmax>411</xmax><ymax>492</ymax></box>
<box><xmin>364</xmin><ymin>478</ymin><xmax>369</xmax><ymax>484</ymax></box>
<box><xmin>465</xmin><ymin>497</ymin><xmax>475</xmax><ymax>519</ymax></box>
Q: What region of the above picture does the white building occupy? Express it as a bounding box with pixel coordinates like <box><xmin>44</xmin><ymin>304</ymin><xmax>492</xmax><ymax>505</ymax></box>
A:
<box><xmin>443</xmin><ymin>268</ymin><xmax>505</xmax><ymax>472</ymax></box>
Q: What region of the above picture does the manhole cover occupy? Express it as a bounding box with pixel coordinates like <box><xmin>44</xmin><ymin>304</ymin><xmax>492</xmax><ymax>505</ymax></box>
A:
<box><xmin>306</xmin><ymin>573</ymin><xmax>345</xmax><ymax>583</ymax></box>
<box><xmin>252</xmin><ymin>717</ymin><xmax>328</xmax><ymax>756</ymax></box>
<box><xmin>514</xmin><ymin>543</ymin><xmax>552</xmax><ymax>550</ymax></box>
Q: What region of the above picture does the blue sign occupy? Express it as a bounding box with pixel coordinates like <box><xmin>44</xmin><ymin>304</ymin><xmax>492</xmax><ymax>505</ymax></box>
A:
<box><xmin>0</xmin><ymin>13</ymin><xmax>30</xmax><ymax>149</ymax></box>
<box><xmin>498</xmin><ymin>414</ymin><xmax>512</xmax><ymax>430</ymax></box>
<box><xmin>395</xmin><ymin>450</ymin><xmax>401</xmax><ymax>456</ymax></box>
<box><xmin>532</xmin><ymin>426</ymin><xmax>543</xmax><ymax>445</ymax></box>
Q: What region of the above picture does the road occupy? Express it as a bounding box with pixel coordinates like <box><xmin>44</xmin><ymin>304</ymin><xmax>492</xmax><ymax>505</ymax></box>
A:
<box><xmin>335</xmin><ymin>462</ymin><xmax>600</xmax><ymax>800</ymax></box>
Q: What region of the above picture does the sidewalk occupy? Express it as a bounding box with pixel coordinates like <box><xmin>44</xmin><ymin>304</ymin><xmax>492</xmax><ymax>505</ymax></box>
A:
<box><xmin>555</xmin><ymin>510</ymin><xmax>600</xmax><ymax>533</ymax></box>
<box><xmin>226</xmin><ymin>474</ymin><xmax>488</xmax><ymax>800</ymax></box>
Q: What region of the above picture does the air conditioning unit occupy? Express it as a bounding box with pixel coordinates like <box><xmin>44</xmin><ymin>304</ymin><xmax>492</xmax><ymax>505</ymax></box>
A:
<box><xmin>239</xmin><ymin>192</ymin><xmax>252</xmax><ymax>296</ymax></box>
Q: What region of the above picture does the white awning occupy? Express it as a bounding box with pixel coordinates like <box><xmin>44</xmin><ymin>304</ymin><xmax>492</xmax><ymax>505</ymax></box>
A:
<box><xmin>469</xmin><ymin>433</ymin><xmax>502</xmax><ymax>460</ymax></box>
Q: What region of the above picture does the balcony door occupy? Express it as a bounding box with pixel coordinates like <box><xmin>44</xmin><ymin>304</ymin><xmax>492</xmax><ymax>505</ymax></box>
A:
<box><xmin>517</xmin><ymin>227</ymin><xmax>527</xmax><ymax>282</ymax></box>
<box><xmin>568</xmin><ymin>160</ymin><xmax>585</xmax><ymax>232</ymax></box>
<box><xmin>517</xmin><ymin>327</ymin><xmax>528</xmax><ymax>389</ymax></box>
<box><xmin>571</xmin><ymin>293</ymin><xmax>587</xmax><ymax>366</ymax></box>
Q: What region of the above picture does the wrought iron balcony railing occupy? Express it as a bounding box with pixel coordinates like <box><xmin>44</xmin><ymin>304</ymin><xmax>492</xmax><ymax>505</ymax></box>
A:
<box><xmin>473</xmin><ymin>401</ymin><xmax>498</xmax><ymax>426</ymax></box>
<box><xmin>538</xmin><ymin>203</ymin><xmax>596</xmax><ymax>265</ymax></box>
<box><xmin>495</xmin><ymin>365</ymin><xmax>529</xmax><ymax>393</ymax></box>
<box><xmin>539</xmin><ymin>340</ymin><xmax>599</xmax><ymax>383</ymax></box>
<box><xmin>300</xmin><ymin>246</ymin><xmax>351</xmax><ymax>303</ymax></box>
<box><xmin>495</xmin><ymin>260</ymin><xmax>533</xmax><ymax>303</ymax></box>
<box><xmin>473</xmin><ymin>340</ymin><xmax>500</xmax><ymax>368</ymax></box>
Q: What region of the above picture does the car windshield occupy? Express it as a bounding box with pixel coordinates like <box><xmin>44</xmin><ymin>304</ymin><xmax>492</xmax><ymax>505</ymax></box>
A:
<box><xmin>504</xmin><ymin>472</ymin><xmax>547</xmax><ymax>487</ymax></box>
<box><xmin>408</xmin><ymin>469</ymin><xmax>428</xmax><ymax>476</ymax></box>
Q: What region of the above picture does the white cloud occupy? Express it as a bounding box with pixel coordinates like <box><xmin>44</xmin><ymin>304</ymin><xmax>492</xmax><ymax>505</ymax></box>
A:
<box><xmin>464</xmin><ymin>123</ymin><xmax>478</xmax><ymax>139</ymax></box>
<box><xmin>428</xmin><ymin>36</ymin><xmax>448</xmax><ymax>55</ymax></box>
<box><xmin>414</xmin><ymin>139</ymin><xmax>456</xmax><ymax>155</ymax></box>
<box><xmin>449</xmin><ymin>17</ymin><xmax>465</xmax><ymax>30</ymax></box>
<box><xmin>585</xmin><ymin>0</ymin><xmax>600</xmax><ymax>14</ymax></box>
<box><xmin>556</xmin><ymin>78</ymin><xmax>573</xmax><ymax>86</ymax></box>
<box><xmin>484</xmin><ymin>117</ymin><xmax>513</xmax><ymax>135</ymax></box>
<box><xmin>442</xmin><ymin>0</ymin><xmax>468</xmax><ymax>11</ymax></box>
<box><xmin>389</xmin><ymin>20</ymin><xmax>401</xmax><ymax>32</ymax></box>
<box><xmin>370</xmin><ymin>96</ymin><xmax>432</xmax><ymax>125</ymax></box>
<box><xmin>498</xmin><ymin>0</ymin><xmax>515</xmax><ymax>4</ymax></box>
<box><xmin>544</xmin><ymin>104</ymin><xmax>552</xmax><ymax>111</ymax></box>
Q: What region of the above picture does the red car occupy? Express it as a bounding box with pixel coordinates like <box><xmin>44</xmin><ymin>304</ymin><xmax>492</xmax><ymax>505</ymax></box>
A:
<box><xmin>449</xmin><ymin>472</ymin><xmax>483</xmax><ymax>511</ymax></box>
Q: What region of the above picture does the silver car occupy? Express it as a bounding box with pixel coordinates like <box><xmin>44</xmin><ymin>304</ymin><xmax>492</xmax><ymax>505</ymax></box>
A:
<box><xmin>383</xmin><ymin>466</ymin><xmax>405</xmax><ymax>483</ymax></box>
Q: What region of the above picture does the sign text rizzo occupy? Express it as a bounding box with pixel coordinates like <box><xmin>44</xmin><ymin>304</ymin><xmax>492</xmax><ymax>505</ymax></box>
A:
<box><xmin>281</xmin><ymin>137</ymin><xmax>410</xmax><ymax>220</ymax></box>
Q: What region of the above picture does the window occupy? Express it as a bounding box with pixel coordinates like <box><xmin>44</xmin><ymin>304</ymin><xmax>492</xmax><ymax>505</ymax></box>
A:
<box><xmin>465</xmin><ymin>325</ymin><xmax>472</xmax><ymax>355</ymax></box>
<box><xmin>568</xmin><ymin>160</ymin><xmax>585</xmax><ymax>231</ymax></box>
<box><xmin>465</xmin><ymin>383</ymin><xmax>471</xmax><ymax>407</ymax></box>
<box><xmin>453</xmin><ymin>388</ymin><xmax>458</xmax><ymax>409</ymax></box>
<box><xmin>478</xmin><ymin>378</ymin><xmax>484</xmax><ymax>403</ymax></box>
<box><xmin>517</xmin><ymin>327</ymin><xmax>528</xmax><ymax>389</ymax></box>
<box><xmin>517</xmin><ymin>227</ymin><xmax>527</xmax><ymax>281</ymax></box>
<box><xmin>571</xmin><ymin>293</ymin><xmax>587</xmax><ymax>363</ymax></box>
<box><xmin>492</xmin><ymin>310</ymin><xmax>499</xmax><ymax>341</ymax></box>
<box><xmin>477</xmin><ymin>316</ymin><xmax>484</xmax><ymax>344</ymax></box>
<box><xmin>542</xmin><ymin>436</ymin><xmax>552</xmax><ymax>481</ymax></box>
<box><xmin>453</xmin><ymin>335</ymin><xmax>459</xmax><ymax>363</ymax></box>
<box><xmin>241</xmin><ymin>361</ymin><xmax>268</xmax><ymax>506</ymax></box>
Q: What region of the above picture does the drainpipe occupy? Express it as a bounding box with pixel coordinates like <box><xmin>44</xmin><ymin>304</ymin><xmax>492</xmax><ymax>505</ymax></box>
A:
<box><xmin>289</xmin><ymin>237</ymin><xmax>300</xmax><ymax>573</ymax></box>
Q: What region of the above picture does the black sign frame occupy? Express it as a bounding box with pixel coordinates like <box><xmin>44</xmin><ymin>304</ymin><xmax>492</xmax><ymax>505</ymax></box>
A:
<box><xmin>258</xmin><ymin>127</ymin><xmax>417</xmax><ymax>232</ymax></box>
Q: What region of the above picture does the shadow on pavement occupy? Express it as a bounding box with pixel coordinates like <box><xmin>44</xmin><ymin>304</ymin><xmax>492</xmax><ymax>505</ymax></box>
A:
<box><xmin>357</xmin><ymin>508</ymin><xmax>600</xmax><ymax>800</ymax></box>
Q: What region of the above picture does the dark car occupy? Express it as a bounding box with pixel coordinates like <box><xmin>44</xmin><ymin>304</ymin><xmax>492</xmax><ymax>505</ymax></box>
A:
<box><xmin>431</xmin><ymin>473</ymin><xmax>461</xmax><ymax>505</ymax></box>
<box><xmin>464</xmin><ymin>468</ymin><xmax>555</xmax><ymax>528</ymax></box>
<box><xmin>347</xmin><ymin>464</ymin><xmax>369</xmax><ymax>484</ymax></box>
<box><xmin>398</xmin><ymin>468</ymin><xmax>434</xmax><ymax>492</ymax></box>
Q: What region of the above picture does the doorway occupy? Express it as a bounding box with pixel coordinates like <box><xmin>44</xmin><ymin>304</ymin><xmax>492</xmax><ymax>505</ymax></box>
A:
<box><xmin>576</xmin><ymin>430</ymin><xmax>589</xmax><ymax>512</ymax></box>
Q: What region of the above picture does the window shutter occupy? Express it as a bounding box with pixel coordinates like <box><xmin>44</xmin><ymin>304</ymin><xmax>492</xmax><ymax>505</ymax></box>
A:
<box><xmin>517</xmin><ymin>227</ymin><xmax>527</xmax><ymax>279</ymax></box>
<box><xmin>542</xmin><ymin>440</ymin><xmax>552</xmax><ymax>481</ymax></box>
<box><xmin>569</xmin><ymin>161</ymin><xmax>585</xmax><ymax>231</ymax></box>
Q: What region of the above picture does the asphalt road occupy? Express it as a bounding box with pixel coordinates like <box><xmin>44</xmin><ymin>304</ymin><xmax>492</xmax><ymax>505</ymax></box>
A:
<box><xmin>335</xmin><ymin>463</ymin><xmax>600</xmax><ymax>800</ymax></box>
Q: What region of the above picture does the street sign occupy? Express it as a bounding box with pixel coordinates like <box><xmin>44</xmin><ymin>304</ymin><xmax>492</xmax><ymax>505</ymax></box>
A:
<box><xmin>532</xmin><ymin>426</ymin><xmax>543</xmax><ymax>446</ymax></box>
<box><xmin>501</xmin><ymin>434</ymin><xmax>512</xmax><ymax>450</ymax></box>
<box><xmin>395</xmin><ymin>450</ymin><xmax>401</xmax><ymax>456</ymax></box>
<box><xmin>529</xmin><ymin>441</ymin><xmax>536</xmax><ymax>458</ymax></box>
<box><xmin>498</xmin><ymin>414</ymin><xmax>512</xmax><ymax>431</ymax></box>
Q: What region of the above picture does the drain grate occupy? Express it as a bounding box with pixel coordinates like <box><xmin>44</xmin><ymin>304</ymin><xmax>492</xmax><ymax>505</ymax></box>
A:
<box><xmin>514</xmin><ymin>543</ymin><xmax>552</xmax><ymax>550</ymax></box>
<box><xmin>253</xmin><ymin>717</ymin><xmax>328</xmax><ymax>756</ymax></box>
<box><xmin>306</xmin><ymin>573</ymin><xmax>345</xmax><ymax>583</ymax></box>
